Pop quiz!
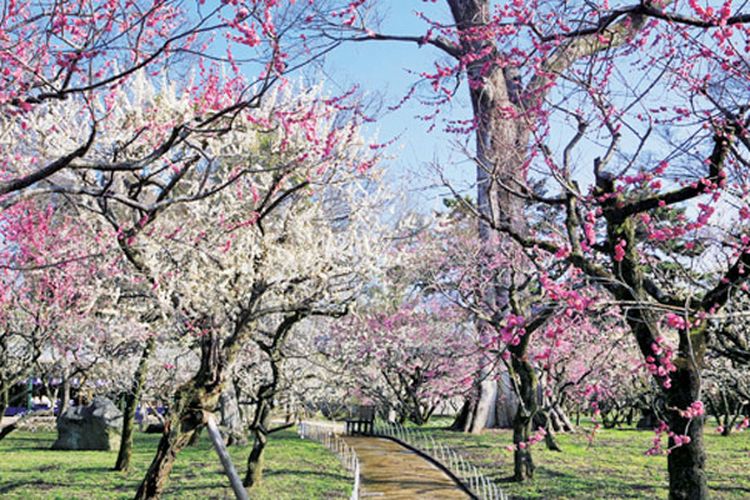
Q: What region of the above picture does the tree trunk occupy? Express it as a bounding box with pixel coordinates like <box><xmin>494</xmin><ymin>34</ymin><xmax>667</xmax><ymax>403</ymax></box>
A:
<box><xmin>0</xmin><ymin>379</ymin><xmax>7</xmax><ymax>423</ymax></box>
<box><xmin>666</xmin><ymin>365</ymin><xmax>708</xmax><ymax>500</ymax></box>
<box><xmin>512</xmin><ymin>417</ymin><xmax>534</xmax><ymax>480</ymax></box>
<box><xmin>622</xmin><ymin>308</ymin><xmax>708</xmax><ymax>499</ymax></box>
<box><xmin>470</xmin><ymin>377</ymin><xmax>496</xmax><ymax>433</ymax></box>
<box><xmin>135</xmin><ymin>332</ymin><xmax>224</xmax><ymax>499</ymax></box>
<box><xmin>445</xmin><ymin>0</ymin><xmax>531</xmax><ymax>439</ymax></box>
<box><xmin>450</xmin><ymin>398</ymin><xmax>474</xmax><ymax>431</ymax></box>
<box><xmin>115</xmin><ymin>337</ymin><xmax>155</xmax><ymax>472</ymax></box>
<box><xmin>535</xmin><ymin>411</ymin><xmax>562</xmax><ymax>451</ymax></box>
<box><xmin>187</xmin><ymin>425</ymin><xmax>202</xmax><ymax>446</ymax></box>
<box><xmin>598</xmin><ymin>170</ymin><xmax>710</xmax><ymax>500</ymax></box>
<box><xmin>244</xmin><ymin>402</ymin><xmax>271</xmax><ymax>488</ymax></box>
<box><xmin>510</xmin><ymin>354</ymin><xmax>537</xmax><ymax>481</ymax></box>
<box><xmin>450</xmin><ymin>374</ymin><xmax>498</xmax><ymax>433</ymax></box>
<box><xmin>220</xmin><ymin>383</ymin><xmax>246</xmax><ymax>446</ymax></box>
<box><xmin>543</xmin><ymin>427</ymin><xmax>562</xmax><ymax>452</ymax></box>
<box><xmin>135</xmin><ymin>412</ymin><xmax>199</xmax><ymax>499</ymax></box>
<box><xmin>495</xmin><ymin>370</ymin><xmax>519</xmax><ymax>428</ymax></box>
<box><xmin>57</xmin><ymin>376</ymin><xmax>70</xmax><ymax>417</ymax></box>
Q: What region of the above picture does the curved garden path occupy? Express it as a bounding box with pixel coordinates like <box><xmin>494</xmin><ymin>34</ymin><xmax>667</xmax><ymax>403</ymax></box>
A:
<box><xmin>342</xmin><ymin>435</ymin><xmax>470</xmax><ymax>499</ymax></box>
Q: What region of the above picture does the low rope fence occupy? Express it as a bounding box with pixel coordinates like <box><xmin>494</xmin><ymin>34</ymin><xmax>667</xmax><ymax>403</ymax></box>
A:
<box><xmin>298</xmin><ymin>422</ymin><xmax>361</xmax><ymax>500</ymax></box>
<box><xmin>374</xmin><ymin>421</ymin><xmax>507</xmax><ymax>500</ymax></box>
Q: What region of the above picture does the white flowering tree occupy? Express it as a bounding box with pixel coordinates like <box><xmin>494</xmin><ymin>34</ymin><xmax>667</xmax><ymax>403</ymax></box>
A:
<box><xmin>0</xmin><ymin>68</ymin><xmax>388</xmax><ymax>496</ymax></box>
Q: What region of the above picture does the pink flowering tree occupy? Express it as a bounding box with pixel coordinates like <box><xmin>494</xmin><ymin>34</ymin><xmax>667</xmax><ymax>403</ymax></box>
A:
<box><xmin>0</xmin><ymin>199</ymin><xmax>110</xmax><ymax>436</ymax></box>
<box><xmin>702</xmin><ymin>305</ymin><xmax>750</xmax><ymax>436</ymax></box>
<box><xmin>310</xmin><ymin>1</ymin><xmax>666</xmax><ymax>458</ymax></box>
<box><xmin>321</xmin><ymin>300</ymin><xmax>478</xmax><ymax>425</ymax></box>
<box><xmin>313</xmin><ymin>1</ymin><xmax>750</xmax><ymax>496</ymax></box>
<box><xmin>0</xmin><ymin>0</ymin><xmax>358</xmax><ymax>205</ymax></box>
<box><xmin>532</xmin><ymin>304</ymin><xmax>646</xmax><ymax>432</ymax></box>
<box><xmin>419</xmin><ymin>204</ymin><xmax>610</xmax><ymax>474</ymax></box>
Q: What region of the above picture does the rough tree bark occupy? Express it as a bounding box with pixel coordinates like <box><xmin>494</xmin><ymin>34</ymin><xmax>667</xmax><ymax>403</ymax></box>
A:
<box><xmin>114</xmin><ymin>336</ymin><xmax>156</xmax><ymax>472</ymax></box>
<box><xmin>598</xmin><ymin>167</ymin><xmax>711</xmax><ymax>500</ymax></box>
<box><xmin>244</xmin><ymin>313</ymin><xmax>303</xmax><ymax>488</ymax></box>
<box><xmin>445</xmin><ymin>0</ymin><xmax>531</xmax><ymax>439</ymax></box>
<box><xmin>244</xmin><ymin>399</ymin><xmax>272</xmax><ymax>488</ymax></box>
<box><xmin>134</xmin><ymin>332</ymin><xmax>225</xmax><ymax>499</ymax></box>
<box><xmin>220</xmin><ymin>383</ymin><xmax>247</xmax><ymax>446</ymax></box>
<box><xmin>509</xmin><ymin>358</ymin><xmax>537</xmax><ymax>480</ymax></box>
<box><xmin>666</xmin><ymin>364</ymin><xmax>708</xmax><ymax>500</ymax></box>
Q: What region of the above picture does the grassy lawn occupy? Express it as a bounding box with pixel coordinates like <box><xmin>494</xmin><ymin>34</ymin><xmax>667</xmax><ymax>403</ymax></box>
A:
<box><xmin>0</xmin><ymin>429</ymin><xmax>351</xmax><ymax>499</ymax></box>
<box><xmin>416</xmin><ymin>418</ymin><xmax>750</xmax><ymax>499</ymax></box>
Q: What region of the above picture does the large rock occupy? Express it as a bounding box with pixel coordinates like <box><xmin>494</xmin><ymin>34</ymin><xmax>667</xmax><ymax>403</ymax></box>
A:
<box><xmin>52</xmin><ymin>397</ymin><xmax>123</xmax><ymax>451</ymax></box>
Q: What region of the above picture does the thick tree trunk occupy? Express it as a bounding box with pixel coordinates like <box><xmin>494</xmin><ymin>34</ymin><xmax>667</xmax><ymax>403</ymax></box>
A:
<box><xmin>450</xmin><ymin>397</ymin><xmax>474</xmax><ymax>431</ymax></box>
<box><xmin>512</xmin><ymin>417</ymin><xmax>533</xmax><ymax>480</ymax></box>
<box><xmin>495</xmin><ymin>370</ymin><xmax>519</xmax><ymax>428</ymax></box>
<box><xmin>620</xmin><ymin>308</ymin><xmax>708</xmax><ymax>499</ymax></box>
<box><xmin>666</xmin><ymin>366</ymin><xmax>708</xmax><ymax>500</ymax></box>
<box><xmin>510</xmin><ymin>354</ymin><xmax>537</xmax><ymax>481</ymax></box>
<box><xmin>115</xmin><ymin>337</ymin><xmax>155</xmax><ymax>472</ymax></box>
<box><xmin>450</xmin><ymin>374</ymin><xmax>501</xmax><ymax>433</ymax></box>
<box><xmin>220</xmin><ymin>383</ymin><xmax>247</xmax><ymax>446</ymax></box>
<box><xmin>134</xmin><ymin>413</ymin><xmax>199</xmax><ymax>499</ymax></box>
<box><xmin>135</xmin><ymin>332</ymin><xmax>224</xmax><ymax>499</ymax></box>
<box><xmin>470</xmin><ymin>377</ymin><xmax>495</xmax><ymax>433</ymax></box>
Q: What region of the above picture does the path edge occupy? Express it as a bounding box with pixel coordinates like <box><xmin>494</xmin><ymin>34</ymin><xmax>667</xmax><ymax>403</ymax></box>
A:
<box><xmin>374</xmin><ymin>434</ymin><xmax>480</xmax><ymax>500</ymax></box>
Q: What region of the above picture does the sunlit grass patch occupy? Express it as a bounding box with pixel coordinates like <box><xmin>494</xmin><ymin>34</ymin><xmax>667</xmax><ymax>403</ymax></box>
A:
<box><xmin>0</xmin><ymin>429</ymin><xmax>351</xmax><ymax>499</ymax></box>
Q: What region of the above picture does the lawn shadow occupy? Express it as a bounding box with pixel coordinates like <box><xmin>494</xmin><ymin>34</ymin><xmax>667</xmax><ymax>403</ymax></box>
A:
<box><xmin>71</xmin><ymin>465</ymin><xmax>120</xmax><ymax>474</ymax></box>
<box><xmin>713</xmin><ymin>485</ymin><xmax>750</xmax><ymax>495</ymax></box>
<box><xmin>0</xmin><ymin>481</ymin><xmax>33</xmax><ymax>494</ymax></box>
<box><xmin>496</xmin><ymin>475</ymin><xmax>517</xmax><ymax>484</ymax></box>
<box><xmin>264</xmin><ymin>468</ymin><xmax>349</xmax><ymax>481</ymax></box>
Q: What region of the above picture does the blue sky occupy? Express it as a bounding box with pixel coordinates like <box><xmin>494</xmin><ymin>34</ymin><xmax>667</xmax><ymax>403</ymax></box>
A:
<box><xmin>318</xmin><ymin>1</ymin><xmax>476</xmax><ymax>212</ymax></box>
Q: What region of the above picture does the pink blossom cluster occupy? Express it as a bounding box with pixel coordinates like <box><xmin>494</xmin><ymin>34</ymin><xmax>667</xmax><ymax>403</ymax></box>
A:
<box><xmin>645</xmin><ymin>421</ymin><xmax>671</xmax><ymax>456</ymax></box>
<box><xmin>497</xmin><ymin>314</ymin><xmax>526</xmax><ymax>346</ymax></box>
<box><xmin>716</xmin><ymin>417</ymin><xmax>749</xmax><ymax>434</ymax></box>
<box><xmin>643</xmin><ymin>336</ymin><xmax>677</xmax><ymax>389</ymax></box>
<box><xmin>505</xmin><ymin>427</ymin><xmax>547</xmax><ymax>452</ymax></box>
<box><xmin>678</xmin><ymin>401</ymin><xmax>705</xmax><ymax>419</ymax></box>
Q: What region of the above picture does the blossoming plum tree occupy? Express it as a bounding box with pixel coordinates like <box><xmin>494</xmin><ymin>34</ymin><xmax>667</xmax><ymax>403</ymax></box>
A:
<box><xmin>0</xmin><ymin>0</ymin><xmax>356</xmax><ymax>206</ymax></box>
<box><xmin>3</xmin><ymin>65</ymin><xmax>387</xmax><ymax>495</ymax></box>
<box><xmin>322</xmin><ymin>299</ymin><xmax>479</xmax><ymax>425</ymax></box>
<box><xmin>0</xmin><ymin>199</ymin><xmax>111</xmax><ymax>436</ymax></box>
<box><xmin>318</xmin><ymin>1</ymin><xmax>750</xmax><ymax>497</ymax></box>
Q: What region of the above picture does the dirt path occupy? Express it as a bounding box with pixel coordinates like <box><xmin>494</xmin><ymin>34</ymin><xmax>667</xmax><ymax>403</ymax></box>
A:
<box><xmin>343</xmin><ymin>436</ymin><xmax>470</xmax><ymax>499</ymax></box>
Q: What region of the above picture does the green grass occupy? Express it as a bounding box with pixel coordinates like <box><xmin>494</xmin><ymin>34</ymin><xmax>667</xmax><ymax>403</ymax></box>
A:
<box><xmin>0</xmin><ymin>429</ymin><xmax>351</xmax><ymax>499</ymax></box>
<box><xmin>412</xmin><ymin>418</ymin><xmax>750</xmax><ymax>499</ymax></box>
